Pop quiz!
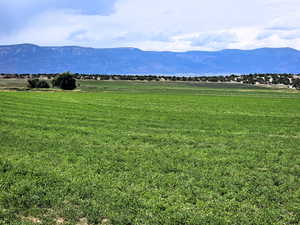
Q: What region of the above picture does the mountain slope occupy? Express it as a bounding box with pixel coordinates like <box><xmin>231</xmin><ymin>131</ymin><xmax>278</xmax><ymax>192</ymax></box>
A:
<box><xmin>0</xmin><ymin>44</ymin><xmax>300</xmax><ymax>74</ymax></box>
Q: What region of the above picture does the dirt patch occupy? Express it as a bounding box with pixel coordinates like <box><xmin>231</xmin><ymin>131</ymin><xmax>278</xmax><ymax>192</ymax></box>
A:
<box><xmin>55</xmin><ymin>217</ymin><xmax>65</xmax><ymax>224</ymax></box>
<box><xmin>76</xmin><ymin>218</ymin><xmax>89</xmax><ymax>225</ymax></box>
<box><xmin>21</xmin><ymin>216</ymin><xmax>42</xmax><ymax>224</ymax></box>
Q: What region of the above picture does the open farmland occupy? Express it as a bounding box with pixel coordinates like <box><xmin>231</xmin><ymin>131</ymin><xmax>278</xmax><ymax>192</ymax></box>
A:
<box><xmin>0</xmin><ymin>80</ymin><xmax>299</xmax><ymax>225</ymax></box>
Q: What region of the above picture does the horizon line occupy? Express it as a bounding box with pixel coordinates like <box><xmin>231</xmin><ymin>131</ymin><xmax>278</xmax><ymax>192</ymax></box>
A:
<box><xmin>0</xmin><ymin>43</ymin><xmax>299</xmax><ymax>53</ymax></box>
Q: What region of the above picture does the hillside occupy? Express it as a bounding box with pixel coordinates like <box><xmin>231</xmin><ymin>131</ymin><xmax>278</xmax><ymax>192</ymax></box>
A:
<box><xmin>0</xmin><ymin>44</ymin><xmax>300</xmax><ymax>74</ymax></box>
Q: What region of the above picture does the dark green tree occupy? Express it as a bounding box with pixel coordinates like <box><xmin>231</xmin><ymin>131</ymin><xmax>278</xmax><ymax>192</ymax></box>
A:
<box><xmin>27</xmin><ymin>79</ymin><xmax>50</xmax><ymax>88</ymax></box>
<box><xmin>52</xmin><ymin>72</ymin><xmax>77</xmax><ymax>90</ymax></box>
<box><xmin>292</xmin><ymin>79</ymin><xmax>300</xmax><ymax>90</ymax></box>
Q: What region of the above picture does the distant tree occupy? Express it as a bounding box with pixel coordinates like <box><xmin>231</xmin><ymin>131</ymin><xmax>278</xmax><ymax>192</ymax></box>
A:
<box><xmin>292</xmin><ymin>79</ymin><xmax>300</xmax><ymax>90</ymax></box>
<box><xmin>27</xmin><ymin>79</ymin><xmax>39</xmax><ymax>88</ymax></box>
<box><xmin>37</xmin><ymin>80</ymin><xmax>51</xmax><ymax>88</ymax></box>
<box><xmin>207</xmin><ymin>76</ymin><xmax>218</xmax><ymax>82</ymax></box>
<box><xmin>52</xmin><ymin>72</ymin><xmax>77</xmax><ymax>90</ymax></box>
<box><xmin>280</xmin><ymin>77</ymin><xmax>291</xmax><ymax>85</ymax></box>
<box><xmin>27</xmin><ymin>79</ymin><xmax>50</xmax><ymax>88</ymax></box>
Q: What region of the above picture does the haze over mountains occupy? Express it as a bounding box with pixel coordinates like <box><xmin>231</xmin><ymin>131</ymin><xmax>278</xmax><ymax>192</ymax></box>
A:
<box><xmin>0</xmin><ymin>44</ymin><xmax>300</xmax><ymax>75</ymax></box>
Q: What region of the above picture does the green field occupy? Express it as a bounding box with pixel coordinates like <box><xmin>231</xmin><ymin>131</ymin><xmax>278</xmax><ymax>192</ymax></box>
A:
<box><xmin>0</xmin><ymin>80</ymin><xmax>299</xmax><ymax>225</ymax></box>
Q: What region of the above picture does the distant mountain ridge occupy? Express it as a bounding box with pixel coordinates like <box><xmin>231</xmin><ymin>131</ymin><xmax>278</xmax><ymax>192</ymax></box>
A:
<box><xmin>0</xmin><ymin>44</ymin><xmax>300</xmax><ymax>74</ymax></box>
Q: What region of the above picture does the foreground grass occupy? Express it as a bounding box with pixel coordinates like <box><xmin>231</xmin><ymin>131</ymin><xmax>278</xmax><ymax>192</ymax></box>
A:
<box><xmin>0</xmin><ymin>81</ymin><xmax>299</xmax><ymax>225</ymax></box>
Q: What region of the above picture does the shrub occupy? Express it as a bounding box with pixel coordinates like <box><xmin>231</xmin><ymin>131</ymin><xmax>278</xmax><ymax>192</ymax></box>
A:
<box><xmin>292</xmin><ymin>79</ymin><xmax>300</xmax><ymax>90</ymax></box>
<box><xmin>27</xmin><ymin>79</ymin><xmax>39</xmax><ymax>88</ymax></box>
<box><xmin>52</xmin><ymin>72</ymin><xmax>77</xmax><ymax>90</ymax></box>
<box><xmin>36</xmin><ymin>80</ymin><xmax>50</xmax><ymax>88</ymax></box>
<box><xmin>27</xmin><ymin>79</ymin><xmax>50</xmax><ymax>89</ymax></box>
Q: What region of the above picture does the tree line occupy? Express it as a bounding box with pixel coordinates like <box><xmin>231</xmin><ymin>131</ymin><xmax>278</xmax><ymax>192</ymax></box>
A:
<box><xmin>1</xmin><ymin>72</ymin><xmax>300</xmax><ymax>89</ymax></box>
<box><xmin>27</xmin><ymin>72</ymin><xmax>77</xmax><ymax>90</ymax></box>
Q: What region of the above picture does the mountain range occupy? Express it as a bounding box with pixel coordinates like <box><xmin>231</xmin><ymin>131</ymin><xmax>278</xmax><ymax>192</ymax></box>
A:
<box><xmin>0</xmin><ymin>44</ymin><xmax>300</xmax><ymax>74</ymax></box>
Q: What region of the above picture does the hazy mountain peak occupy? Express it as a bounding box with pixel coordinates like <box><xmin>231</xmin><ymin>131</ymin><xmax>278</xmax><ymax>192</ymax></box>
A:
<box><xmin>0</xmin><ymin>44</ymin><xmax>299</xmax><ymax>74</ymax></box>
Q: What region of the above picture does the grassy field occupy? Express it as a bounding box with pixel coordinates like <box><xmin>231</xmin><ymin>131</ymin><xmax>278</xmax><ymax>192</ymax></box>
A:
<box><xmin>0</xmin><ymin>80</ymin><xmax>299</xmax><ymax>225</ymax></box>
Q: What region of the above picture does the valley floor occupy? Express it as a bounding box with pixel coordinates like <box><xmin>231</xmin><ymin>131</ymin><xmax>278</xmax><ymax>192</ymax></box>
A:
<box><xmin>0</xmin><ymin>80</ymin><xmax>299</xmax><ymax>225</ymax></box>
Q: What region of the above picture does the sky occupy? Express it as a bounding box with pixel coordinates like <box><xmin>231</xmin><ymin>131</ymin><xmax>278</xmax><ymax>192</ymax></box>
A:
<box><xmin>0</xmin><ymin>0</ymin><xmax>300</xmax><ymax>51</ymax></box>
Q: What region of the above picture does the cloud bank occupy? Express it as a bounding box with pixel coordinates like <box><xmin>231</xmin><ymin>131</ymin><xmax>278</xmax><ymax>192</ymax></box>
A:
<box><xmin>0</xmin><ymin>0</ymin><xmax>300</xmax><ymax>51</ymax></box>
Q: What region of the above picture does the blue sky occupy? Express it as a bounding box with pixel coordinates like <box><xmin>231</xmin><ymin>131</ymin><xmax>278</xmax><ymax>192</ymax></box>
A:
<box><xmin>0</xmin><ymin>0</ymin><xmax>300</xmax><ymax>51</ymax></box>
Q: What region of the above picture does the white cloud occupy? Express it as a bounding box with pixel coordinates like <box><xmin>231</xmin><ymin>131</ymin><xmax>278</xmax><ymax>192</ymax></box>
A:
<box><xmin>0</xmin><ymin>0</ymin><xmax>300</xmax><ymax>51</ymax></box>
